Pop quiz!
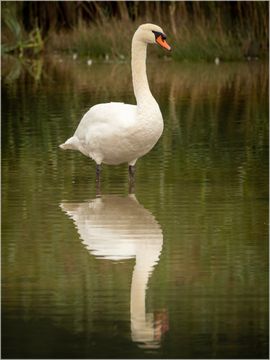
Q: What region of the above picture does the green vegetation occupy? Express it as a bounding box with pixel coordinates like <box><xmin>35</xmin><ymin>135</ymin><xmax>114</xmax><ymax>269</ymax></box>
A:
<box><xmin>1</xmin><ymin>2</ymin><xmax>43</xmax><ymax>57</ymax></box>
<box><xmin>1</xmin><ymin>1</ymin><xmax>269</xmax><ymax>62</ymax></box>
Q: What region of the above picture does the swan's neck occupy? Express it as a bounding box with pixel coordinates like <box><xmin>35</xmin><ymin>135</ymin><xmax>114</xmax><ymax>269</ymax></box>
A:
<box><xmin>131</xmin><ymin>39</ymin><xmax>156</xmax><ymax>106</ymax></box>
<box><xmin>130</xmin><ymin>263</ymin><xmax>149</xmax><ymax>321</ymax></box>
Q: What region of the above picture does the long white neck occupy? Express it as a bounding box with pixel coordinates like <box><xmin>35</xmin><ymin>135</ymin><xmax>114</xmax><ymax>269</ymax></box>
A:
<box><xmin>131</xmin><ymin>38</ymin><xmax>156</xmax><ymax>106</ymax></box>
<box><xmin>130</xmin><ymin>262</ymin><xmax>149</xmax><ymax>322</ymax></box>
<box><xmin>130</xmin><ymin>248</ymin><xmax>161</xmax><ymax>344</ymax></box>
<box><xmin>130</xmin><ymin>261</ymin><xmax>152</xmax><ymax>342</ymax></box>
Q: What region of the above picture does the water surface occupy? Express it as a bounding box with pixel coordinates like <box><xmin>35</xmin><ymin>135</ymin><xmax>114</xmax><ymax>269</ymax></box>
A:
<box><xmin>2</xmin><ymin>55</ymin><xmax>269</xmax><ymax>358</ymax></box>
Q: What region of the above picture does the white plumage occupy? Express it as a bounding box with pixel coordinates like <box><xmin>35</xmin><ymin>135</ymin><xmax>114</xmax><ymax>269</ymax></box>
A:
<box><xmin>60</xmin><ymin>24</ymin><xmax>171</xmax><ymax>171</ymax></box>
<box><xmin>60</xmin><ymin>195</ymin><xmax>164</xmax><ymax>346</ymax></box>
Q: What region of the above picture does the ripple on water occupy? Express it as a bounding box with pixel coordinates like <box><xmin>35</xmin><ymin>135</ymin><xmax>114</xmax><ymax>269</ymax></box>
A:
<box><xmin>2</xmin><ymin>61</ymin><xmax>268</xmax><ymax>359</ymax></box>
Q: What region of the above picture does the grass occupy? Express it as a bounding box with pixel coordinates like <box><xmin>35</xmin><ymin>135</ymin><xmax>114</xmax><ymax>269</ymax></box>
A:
<box><xmin>1</xmin><ymin>3</ymin><xmax>43</xmax><ymax>57</ymax></box>
<box><xmin>1</xmin><ymin>1</ymin><xmax>268</xmax><ymax>62</ymax></box>
<box><xmin>172</xmin><ymin>26</ymin><xmax>243</xmax><ymax>62</ymax></box>
<box><xmin>47</xmin><ymin>19</ymin><xmax>267</xmax><ymax>63</ymax></box>
<box><xmin>47</xmin><ymin>20</ymin><xmax>136</xmax><ymax>61</ymax></box>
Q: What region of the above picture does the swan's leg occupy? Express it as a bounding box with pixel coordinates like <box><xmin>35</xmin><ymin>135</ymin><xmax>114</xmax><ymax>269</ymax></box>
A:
<box><xmin>128</xmin><ymin>165</ymin><xmax>136</xmax><ymax>194</ymax></box>
<box><xmin>129</xmin><ymin>165</ymin><xmax>136</xmax><ymax>178</ymax></box>
<box><xmin>96</xmin><ymin>164</ymin><xmax>101</xmax><ymax>195</ymax></box>
<box><xmin>96</xmin><ymin>164</ymin><xmax>102</xmax><ymax>178</ymax></box>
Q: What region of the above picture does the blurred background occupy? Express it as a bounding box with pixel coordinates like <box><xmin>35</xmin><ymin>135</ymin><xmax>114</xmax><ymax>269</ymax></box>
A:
<box><xmin>1</xmin><ymin>1</ymin><xmax>269</xmax><ymax>62</ymax></box>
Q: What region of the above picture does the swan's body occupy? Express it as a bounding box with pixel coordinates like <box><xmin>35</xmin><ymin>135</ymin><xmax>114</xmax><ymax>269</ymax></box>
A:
<box><xmin>60</xmin><ymin>195</ymin><xmax>166</xmax><ymax>347</ymax></box>
<box><xmin>68</xmin><ymin>101</ymin><xmax>161</xmax><ymax>166</ymax></box>
<box><xmin>60</xmin><ymin>24</ymin><xmax>171</xmax><ymax>174</ymax></box>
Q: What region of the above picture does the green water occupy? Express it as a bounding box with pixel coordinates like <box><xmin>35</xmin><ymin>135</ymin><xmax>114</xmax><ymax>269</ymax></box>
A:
<box><xmin>2</xmin><ymin>55</ymin><xmax>269</xmax><ymax>359</ymax></box>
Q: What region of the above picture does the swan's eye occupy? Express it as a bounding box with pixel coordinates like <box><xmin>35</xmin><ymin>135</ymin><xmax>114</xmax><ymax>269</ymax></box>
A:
<box><xmin>152</xmin><ymin>31</ymin><xmax>167</xmax><ymax>41</ymax></box>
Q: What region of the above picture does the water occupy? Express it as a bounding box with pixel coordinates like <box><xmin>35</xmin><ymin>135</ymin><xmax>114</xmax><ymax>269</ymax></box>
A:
<box><xmin>2</xmin><ymin>55</ymin><xmax>269</xmax><ymax>359</ymax></box>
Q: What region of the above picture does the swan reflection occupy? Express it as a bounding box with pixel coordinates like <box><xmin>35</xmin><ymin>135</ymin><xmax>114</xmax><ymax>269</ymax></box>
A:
<box><xmin>60</xmin><ymin>194</ymin><xmax>168</xmax><ymax>348</ymax></box>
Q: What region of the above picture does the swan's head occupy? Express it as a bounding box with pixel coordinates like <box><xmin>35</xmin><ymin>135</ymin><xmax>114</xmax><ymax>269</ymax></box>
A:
<box><xmin>134</xmin><ymin>23</ymin><xmax>171</xmax><ymax>51</ymax></box>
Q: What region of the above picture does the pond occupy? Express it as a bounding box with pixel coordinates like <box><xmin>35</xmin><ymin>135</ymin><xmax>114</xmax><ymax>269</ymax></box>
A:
<box><xmin>2</xmin><ymin>55</ymin><xmax>269</xmax><ymax>359</ymax></box>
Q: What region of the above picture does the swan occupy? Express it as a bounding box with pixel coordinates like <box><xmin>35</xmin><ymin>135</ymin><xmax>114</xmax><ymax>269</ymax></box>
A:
<box><xmin>60</xmin><ymin>195</ymin><xmax>168</xmax><ymax>348</ymax></box>
<box><xmin>59</xmin><ymin>24</ymin><xmax>171</xmax><ymax>181</ymax></box>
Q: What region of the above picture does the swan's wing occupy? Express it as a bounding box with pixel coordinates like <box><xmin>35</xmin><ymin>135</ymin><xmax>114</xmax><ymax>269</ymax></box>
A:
<box><xmin>74</xmin><ymin>102</ymin><xmax>137</xmax><ymax>140</ymax></box>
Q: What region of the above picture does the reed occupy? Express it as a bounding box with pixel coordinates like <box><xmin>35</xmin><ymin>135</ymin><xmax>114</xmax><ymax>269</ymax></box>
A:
<box><xmin>1</xmin><ymin>2</ymin><xmax>43</xmax><ymax>57</ymax></box>
<box><xmin>47</xmin><ymin>19</ymin><xmax>136</xmax><ymax>60</ymax></box>
<box><xmin>1</xmin><ymin>1</ymin><xmax>268</xmax><ymax>61</ymax></box>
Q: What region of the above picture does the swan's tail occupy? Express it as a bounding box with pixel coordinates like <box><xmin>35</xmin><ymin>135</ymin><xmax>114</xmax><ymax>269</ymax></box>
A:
<box><xmin>59</xmin><ymin>136</ymin><xmax>80</xmax><ymax>150</ymax></box>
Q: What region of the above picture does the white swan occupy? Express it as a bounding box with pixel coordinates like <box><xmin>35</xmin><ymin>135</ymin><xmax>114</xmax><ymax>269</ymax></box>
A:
<box><xmin>60</xmin><ymin>23</ymin><xmax>171</xmax><ymax>180</ymax></box>
<box><xmin>60</xmin><ymin>195</ymin><xmax>168</xmax><ymax>348</ymax></box>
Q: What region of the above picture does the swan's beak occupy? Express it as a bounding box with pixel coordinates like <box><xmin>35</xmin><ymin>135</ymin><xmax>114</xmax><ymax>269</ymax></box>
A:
<box><xmin>156</xmin><ymin>35</ymin><xmax>171</xmax><ymax>51</ymax></box>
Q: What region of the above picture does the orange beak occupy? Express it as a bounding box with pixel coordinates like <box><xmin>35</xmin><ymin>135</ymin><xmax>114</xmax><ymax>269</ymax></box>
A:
<box><xmin>156</xmin><ymin>35</ymin><xmax>171</xmax><ymax>51</ymax></box>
